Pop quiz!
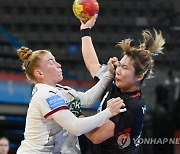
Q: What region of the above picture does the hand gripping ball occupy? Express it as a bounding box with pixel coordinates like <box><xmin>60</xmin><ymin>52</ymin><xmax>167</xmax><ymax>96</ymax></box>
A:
<box><xmin>73</xmin><ymin>0</ymin><xmax>99</xmax><ymax>23</ymax></box>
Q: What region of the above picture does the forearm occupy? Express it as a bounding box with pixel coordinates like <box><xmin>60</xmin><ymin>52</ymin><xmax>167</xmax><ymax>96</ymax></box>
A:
<box><xmin>85</xmin><ymin>120</ymin><xmax>115</xmax><ymax>144</ymax></box>
<box><xmin>78</xmin><ymin>71</ymin><xmax>113</xmax><ymax>108</ymax></box>
<box><xmin>85</xmin><ymin>128</ymin><xmax>99</xmax><ymax>143</ymax></box>
<box><xmin>52</xmin><ymin>108</ymin><xmax>112</xmax><ymax>136</ymax></box>
<box><xmin>81</xmin><ymin>35</ymin><xmax>101</xmax><ymax>77</ymax></box>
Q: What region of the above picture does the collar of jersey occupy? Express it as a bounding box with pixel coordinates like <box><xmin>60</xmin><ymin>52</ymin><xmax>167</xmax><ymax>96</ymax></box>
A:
<box><xmin>35</xmin><ymin>83</ymin><xmax>57</xmax><ymax>89</ymax></box>
<box><xmin>114</xmin><ymin>85</ymin><xmax>141</xmax><ymax>99</ymax></box>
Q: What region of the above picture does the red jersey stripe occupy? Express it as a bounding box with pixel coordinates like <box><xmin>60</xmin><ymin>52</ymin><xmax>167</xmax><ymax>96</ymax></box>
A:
<box><xmin>44</xmin><ymin>106</ymin><xmax>68</xmax><ymax>119</ymax></box>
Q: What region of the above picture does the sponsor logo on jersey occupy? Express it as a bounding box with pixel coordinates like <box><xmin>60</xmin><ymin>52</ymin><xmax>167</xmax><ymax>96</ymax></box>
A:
<box><xmin>117</xmin><ymin>133</ymin><xmax>131</xmax><ymax>149</ymax></box>
<box><xmin>46</xmin><ymin>95</ymin><xmax>67</xmax><ymax>110</ymax></box>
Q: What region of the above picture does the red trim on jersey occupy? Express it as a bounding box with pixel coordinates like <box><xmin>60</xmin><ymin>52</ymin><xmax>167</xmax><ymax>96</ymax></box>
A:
<box><xmin>114</xmin><ymin>128</ymin><xmax>132</xmax><ymax>138</ymax></box>
<box><xmin>44</xmin><ymin>106</ymin><xmax>68</xmax><ymax>119</ymax></box>
<box><xmin>130</xmin><ymin>92</ymin><xmax>141</xmax><ymax>98</ymax></box>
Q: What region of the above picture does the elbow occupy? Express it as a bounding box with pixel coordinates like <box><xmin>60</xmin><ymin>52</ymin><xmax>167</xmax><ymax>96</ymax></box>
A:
<box><xmin>69</xmin><ymin>129</ymin><xmax>82</xmax><ymax>136</ymax></box>
<box><xmin>67</xmin><ymin>127</ymin><xmax>83</xmax><ymax>136</ymax></box>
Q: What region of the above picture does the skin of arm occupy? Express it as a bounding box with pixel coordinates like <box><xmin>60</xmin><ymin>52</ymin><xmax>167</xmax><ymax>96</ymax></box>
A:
<box><xmin>81</xmin><ymin>15</ymin><xmax>101</xmax><ymax>77</ymax></box>
<box><xmin>81</xmin><ymin>16</ymin><xmax>118</xmax><ymax>78</ymax></box>
<box><xmin>85</xmin><ymin>120</ymin><xmax>115</xmax><ymax>144</ymax></box>
<box><xmin>80</xmin><ymin>16</ymin><xmax>120</xmax><ymax>143</ymax></box>
<box><xmin>81</xmin><ymin>36</ymin><xmax>101</xmax><ymax>77</ymax></box>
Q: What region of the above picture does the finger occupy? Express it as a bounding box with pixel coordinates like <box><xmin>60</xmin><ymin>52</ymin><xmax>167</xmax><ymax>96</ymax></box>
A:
<box><xmin>87</xmin><ymin>16</ymin><xmax>96</xmax><ymax>23</ymax></box>
<box><xmin>94</xmin><ymin>14</ymin><xmax>98</xmax><ymax>19</ymax></box>
<box><xmin>91</xmin><ymin>15</ymin><xmax>98</xmax><ymax>24</ymax></box>
<box><xmin>110</xmin><ymin>101</ymin><xmax>122</xmax><ymax>109</ymax></box>
<box><xmin>111</xmin><ymin>58</ymin><xmax>118</xmax><ymax>65</ymax></box>
<box><xmin>108</xmin><ymin>58</ymin><xmax>113</xmax><ymax>63</ymax></box>
<box><xmin>90</xmin><ymin>14</ymin><xmax>98</xmax><ymax>21</ymax></box>
<box><xmin>111</xmin><ymin>102</ymin><xmax>125</xmax><ymax>111</ymax></box>
<box><xmin>112</xmin><ymin>57</ymin><xmax>118</xmax><ymax>61</ymax></box>
<box><xmin>109</xmin><ymin>99</ymin><xmax>122</xmax><ymax>107</ymax></box>
<box><xmin>119</xmin><ymin>102</ymin><xmax>125</xmax><ymax>107</ymax></box>
<box><xmin>112</xmin><ymin>97</ymin><xmax>122</xmax><ymax>102</ymax></box>
<box><xmin>108</xmin><ymin>98</ymin><xmax>116</xmax><ymax>102</ymax></box>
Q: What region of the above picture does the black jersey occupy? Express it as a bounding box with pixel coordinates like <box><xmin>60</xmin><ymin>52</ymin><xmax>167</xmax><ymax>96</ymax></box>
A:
<box><xmin>92</xmin><ymin>72</ymin><xmax>146</xmax><ymax>154</ymax></box>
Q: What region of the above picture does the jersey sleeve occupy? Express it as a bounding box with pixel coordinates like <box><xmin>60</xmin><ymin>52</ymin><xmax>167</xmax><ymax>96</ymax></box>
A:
<box><xmin>76</xmin><ymin>71</ymin><xmax>113</xmax><ymax>108</ymax></box>
<box><xmin>35</xmin><ymin>89</ymin><xmax>68</xmax><ymax>119</ymax></box>
<box><xmin>110</xmin><ymin>105</ymin><xmax>144</xmax><ymax>136</ymax></box>
<box><xmin>94</xmin><ymin>64</ymin><xmax>108</xmax><ymax>81</ymax></box>
<box><xmin>110</xmin><ymin>111</ymin><xmax>131</xmax><ymax>135</ymax></box>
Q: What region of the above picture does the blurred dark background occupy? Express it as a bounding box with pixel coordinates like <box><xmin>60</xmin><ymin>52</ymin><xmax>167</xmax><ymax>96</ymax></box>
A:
<box><xmin>0</xmin><ymin>0</ymin><xmax>180</xmax><ymax>153</ymax></box>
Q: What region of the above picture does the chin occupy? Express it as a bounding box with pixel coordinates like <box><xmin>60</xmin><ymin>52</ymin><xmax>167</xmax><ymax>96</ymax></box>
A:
<box><xmin>116</xmin><ymin>81</ymin><xmax>126</xmax><ymax>89</ymax></box>
<box><xmin>60</xmin><ymin>77</ymin><xmax>63</xmax><ymax>81</ymax></box>
<box><xmin>115</xmin><ymin>82</ymin><xmax>120</xmax><ymax>88</ymax></box>
<box><xmin>57</xmin><ymin>76</ymin><xmax>63</xmax><ymax>83</ymax></box>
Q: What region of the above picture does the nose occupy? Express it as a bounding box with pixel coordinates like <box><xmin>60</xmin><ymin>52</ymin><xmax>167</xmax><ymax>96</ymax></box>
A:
<box><xmin>116</xmin><ymin>66</ymin><xmax>121</xmax><ymax>75</ymax></box>
<box><xmin>56</xmin><ymin>62</ymin><xmax>61</xmax><ymax>68</ymax></box>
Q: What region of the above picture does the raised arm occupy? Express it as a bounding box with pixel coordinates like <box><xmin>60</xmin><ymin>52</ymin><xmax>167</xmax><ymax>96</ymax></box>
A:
<box><xmin>80</xmin><ymin>15</ymin><xmax>101</xmax><ymax>77</ymax></box>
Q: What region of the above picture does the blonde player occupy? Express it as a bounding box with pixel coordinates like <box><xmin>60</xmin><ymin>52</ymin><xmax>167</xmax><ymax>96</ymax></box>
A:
<box><xmin>16</xmin><ymin>47</ymin><xmax>125</xmax><ymax>154</ymax></box>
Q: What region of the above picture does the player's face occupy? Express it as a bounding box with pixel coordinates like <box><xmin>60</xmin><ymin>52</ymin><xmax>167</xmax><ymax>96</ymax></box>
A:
<box><xmin>115</xmin><ymin>55</ymin><xmax>139</xmax><ymax>92</ymax></box>
<box><xmin>0</xmin><ymin>139</ymin><xmax>9</xmax><ymax>154</ymax></box>
<box><xmin>38</xmin><ymin>52</ymin><xmax>63</xmax><ymax>86</ymax></box>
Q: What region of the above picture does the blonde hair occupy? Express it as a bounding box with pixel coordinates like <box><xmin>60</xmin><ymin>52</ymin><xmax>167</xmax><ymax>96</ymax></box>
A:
<box><xmin>17</xmin><ymin>46</ymin><xmax>50</xmax><ymax>83</ymax></box>
<box><xmin>117</xmin><ymin>29</ymin><xmax>165</xmax><ymax>84</ymax></box>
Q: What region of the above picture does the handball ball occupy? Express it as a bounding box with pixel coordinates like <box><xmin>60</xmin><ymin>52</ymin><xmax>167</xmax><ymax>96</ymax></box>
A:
<box><xmin>73</xmin><ymin>0</ymin><xmax>99</xmax><ymax>23</ymax></box>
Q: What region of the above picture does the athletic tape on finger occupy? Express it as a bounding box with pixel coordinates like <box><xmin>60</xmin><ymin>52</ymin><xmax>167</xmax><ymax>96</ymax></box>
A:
<box><xmin>120</xmin><ymin>108</ymin><xmax>127</xmax><ymax>113</ymax></box>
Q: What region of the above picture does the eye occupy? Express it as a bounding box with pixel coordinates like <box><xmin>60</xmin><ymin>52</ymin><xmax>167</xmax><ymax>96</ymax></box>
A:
<box><xmin>49</xmin><ymin>59</ymin><xmax>54</xmax><ymax>65</ymax></box>
<box><xmin>122</xmin><ymin>65</ymin><xmax>128</xmax><ymax>69</ymax></box>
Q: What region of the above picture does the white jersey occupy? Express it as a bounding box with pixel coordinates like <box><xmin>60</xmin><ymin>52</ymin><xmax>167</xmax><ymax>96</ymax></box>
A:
<box><xmin>17</xmin><ymin>71</ymin><xmax>114</xmax><ymax>154</ymax></box>
<box><xmin>17</xmin><ymin>84</ymin><xmax>81</xmax><ymax>154</ymax></box>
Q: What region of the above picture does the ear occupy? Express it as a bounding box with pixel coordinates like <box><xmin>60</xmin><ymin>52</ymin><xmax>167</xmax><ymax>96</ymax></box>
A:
<box><xmin>34</xmin><ymin>69</ymin><xmax>44</xmax><ymax>80</ymax></box>
<box><xmin>136</xmin><ymin>73</ymin><xmax>144</xmax><ymax>82</ymax></box>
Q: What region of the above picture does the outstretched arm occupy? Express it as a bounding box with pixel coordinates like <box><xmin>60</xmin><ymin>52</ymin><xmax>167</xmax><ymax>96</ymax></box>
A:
<box><xmin>81</xmin><ymin>15</ymin><xmax>101</xmax><ymax>78</ymax></box>
<box><xmin>78</xmin><ymin>57</ymin><xmax>118</xmax><ymax>108</ymax></box>
<box><xmin>52</xmin><ymin>98</ymin><xmax>124</xmax><ymax>136</ymax></box>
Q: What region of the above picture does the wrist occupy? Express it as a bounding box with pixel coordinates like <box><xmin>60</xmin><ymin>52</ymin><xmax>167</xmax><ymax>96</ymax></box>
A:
<box><xmin>81</xmin><ymin>26</ymin><xmax>90</xmax><ymax>30</ymax></box>
<box><xmin>107</xmin><ymin>70</ymin><xmax>114</xmax><ymax>76</ymax></box>
<box><xmin>81</xmin><ymin>28</ymin><xmax>91</xmax><ymax>38</ymax></box>
<box><xmin>105</xmin><ymin>108</ymin><xmax>113</xmax><ymax>118</ymax></box>
<box><xmin>105</xmin><ymin>71</ymin><xmax>114</xmax><ymax>80</ymax></box>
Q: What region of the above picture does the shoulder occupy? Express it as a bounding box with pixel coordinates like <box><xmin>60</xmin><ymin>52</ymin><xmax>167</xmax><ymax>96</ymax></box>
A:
<box><xmin>123</xmin><ymin>91</ymin><xmax>145</xmax><ymax>115</ymax></box>
<box><xmin>128</xmin><ymin>96</ymin><xmax>145</xmax><ymax>109</ymax></box>
<box><xmin>127</xmin><ymin>96</ymin><xmax>146</xmax><ymax>119</ymax></box>
<box><xmin>32</xmin><ymin>84</ymin><xmax>59</xmax><ymax>102</ymax></box>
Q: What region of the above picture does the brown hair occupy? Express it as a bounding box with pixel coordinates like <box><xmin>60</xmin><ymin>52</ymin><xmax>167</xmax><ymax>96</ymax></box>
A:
<box><xmin>17</xmin><ymin>46</ymin><xmax>49</xmax><ymax>83</ymax></box>
<box><xmin>117</xmin><ymin>29</ymin><xmax>165</xmax><ymax>84</ymax></box>
<box><xmin>0</xmin><ymin>137</ymin><xmax>9</xmax><ymax>145</ymax></box>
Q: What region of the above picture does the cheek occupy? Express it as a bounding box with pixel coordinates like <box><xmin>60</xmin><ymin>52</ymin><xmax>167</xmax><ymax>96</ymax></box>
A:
<box><xmin>47</xmin><ymin>67</ymin><xmax>56</xmax><ymax>74</ymax></box>
<box><xmin>122</xmin><ymin>71</ymin><xmax>135</xmax><ymax>83</ymax></box>
<box><xmin>121</xmin><ymin>70</ymin><xmax>131</xmax><ymax>78</ymax></box>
